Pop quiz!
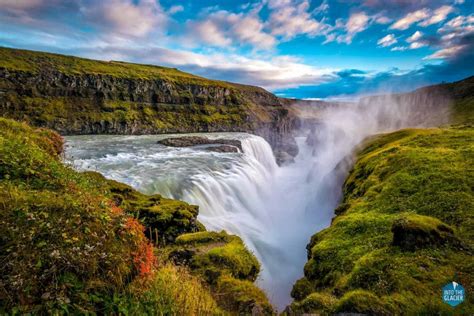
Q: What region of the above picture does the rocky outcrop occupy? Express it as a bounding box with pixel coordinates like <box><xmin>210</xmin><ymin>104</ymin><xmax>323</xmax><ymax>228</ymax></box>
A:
<box><xmin>391</xmin><ymin>214</ymin><xmax>458</xmax><ymax>251</ymax></box>
<box><xmin>158</xmin><ymin>136</ymin><xmax>242</xmax><ymax>152</ymax></box>
<box><xmin>205</xmin><ymin>145</ymin><xmax>240</xmax><ymax>153</ymax></box>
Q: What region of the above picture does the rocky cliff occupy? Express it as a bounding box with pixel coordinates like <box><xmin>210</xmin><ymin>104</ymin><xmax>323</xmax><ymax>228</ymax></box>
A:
<box><xmin>0</xmin><ymin>47</ymin><xmax>298</xmax><ymax>161</ymax></box>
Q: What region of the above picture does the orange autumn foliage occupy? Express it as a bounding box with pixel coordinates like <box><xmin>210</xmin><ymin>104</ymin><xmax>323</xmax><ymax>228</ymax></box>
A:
<box><xmin>124</xmin><ymin>217</ymin><xmax>156</xmax><ymax>278</ymax></box>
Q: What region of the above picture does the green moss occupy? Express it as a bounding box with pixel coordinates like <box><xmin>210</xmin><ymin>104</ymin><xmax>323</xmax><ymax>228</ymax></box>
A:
<box><xmin>291</xmin><ymin>277</ymin><xmax>314</xmax><ymax>301</ymax></box>
<box><xmin>334</xmin><ymin>290</ymin><xmax>392</xmax><ymax>315</ymax></box>
<box><xmin>391</xmin><ymin>214</ymin><xmax>458</xmax><ymax>250</ymax></box>
<box><xmin>168</xmin><ymin>231</ymin><xmax>272</xmax><ymax>313</ymax></box>
<box><xmin>82</xmin><ymin>173</ymin><xmax>202</xmax><ymax>244</ymax></box>
<box><xmin>289</xmin><ymin>292</ymin><xmax>336</xmax><ymax>315</ymax></box>
<box><xmin>295</xmin><ymin>127</ymin><xmax>474</xmax><ymax>314</ymax></box>
<box><xmin>176</xmin><ymin>231</ymin><xmax>231</xmax><ymax>245</ymax></box>
<box><xmin>108</xmin><ymin>263</ymin><xmax>223</xmax><ymax>315</ymax></box>
<box><xmin>0</xmin><ymin>47</ymin><xmax>217</xmax><ymax>84</ymax></box>
<box><xmin>215</xmin><ymin>275</ymin><xmax>274</xmax><ymax>315</ymax></box>
<box><xmin>173</xmin><ymin>231</ymin><xmax>260</xmax><ymax>283</ymax></box>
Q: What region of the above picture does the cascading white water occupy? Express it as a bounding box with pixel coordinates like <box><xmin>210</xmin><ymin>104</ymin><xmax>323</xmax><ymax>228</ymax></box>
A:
<box><xmin>65</xmin><ymin>93</ymin><xmax>450</xmax><ymax>310</ymax></box>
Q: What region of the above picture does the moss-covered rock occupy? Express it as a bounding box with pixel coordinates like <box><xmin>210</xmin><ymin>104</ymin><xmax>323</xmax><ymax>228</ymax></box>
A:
<box><xmin>334</xmin><ymin>290</ymin><xmax>392</xmax><ymax>315</ymax></box>
<box><xmin>172</xmin><ymin>231</ymin><xmax>260</xmax><ymax>283</ymax></box>
<box><xmin>215</xmin><ymin>275</ymin><xmax>274</xmax><ymax>315</ymax></box>
<box><xmin>288</xmin><ymin>292</ymin><xmax>336</xmax><ymax>315</ymax></box>
<box><xmin>167</xmin><ymin>231</ymin><xmax>274</xmax><ymax>314</ymax></box>
<box><xmin>83</xmin><ymin>172</ymin><xmax>203</xmax><ymax>244</ymax></box>
<box><xmin>290</xmin><ymin>277</ymin><xmax>314</xmax><ymax>301</ymax></box>
<box><xmin>392</xmin><ymin>214</ymin><xmax>458</xmax><ymax>250</ymax></box>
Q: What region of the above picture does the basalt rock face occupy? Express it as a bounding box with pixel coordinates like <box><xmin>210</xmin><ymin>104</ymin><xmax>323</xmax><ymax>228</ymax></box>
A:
<box><xmin>0</xmin><ymin>47</ymin><xmax>299</xmax><ymax>161</ymax></box>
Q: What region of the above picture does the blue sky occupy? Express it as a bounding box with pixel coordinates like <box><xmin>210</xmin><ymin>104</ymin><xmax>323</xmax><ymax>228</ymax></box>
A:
<box><xmin>0</xmin><ymin>0</ymin><xmax>473</xmax><ymax>99</ymax></box>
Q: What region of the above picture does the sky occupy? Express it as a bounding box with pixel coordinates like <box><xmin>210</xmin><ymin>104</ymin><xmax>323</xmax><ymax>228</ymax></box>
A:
<box><xmin>0</xmin><ymin>0</ymin><xmax>473</xmax><ymax>99</ymax></box>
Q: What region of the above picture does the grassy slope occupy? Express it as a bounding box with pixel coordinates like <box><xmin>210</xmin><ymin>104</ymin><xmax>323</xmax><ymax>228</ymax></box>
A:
<box><xmin>0</xmin><ymin>47</ymin><xmax>275</xmax><ymax>95</ymax></box>
<box><xmin>0</xmin><ymin>47</ymin><xmax>218</xmax><ymax>85</ymax></box>
<box><xmin>0</xmin><ymin>118</ymin><xmax>272</xmax><ymax>315</ymax></box>
<box><xmin>290</xmin><ymin>124</ymin><xmax>474</xmax><ymax>313</ymax></box>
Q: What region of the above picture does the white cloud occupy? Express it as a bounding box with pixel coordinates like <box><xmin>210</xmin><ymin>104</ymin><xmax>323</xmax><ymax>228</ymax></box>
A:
<box><xmin>424</xmin><ymin>45</ymin><xmax>466</xmax><ymax>59</ymax></box>
<box><xmin>185</xmin><ymin>10</ymin><xmax>276</xmax><ymax>49</ymax></box>
<box><xmin>390</xmin><ymin>8</ymin><xmax>430</xmax><ymax>30</ymax></box>
<box><xmin>406</xmin><ymin>30</ymin><xmax>423</xmax><ymax>42</ymax></box>
<box><xmin>82</xmin><ymin>0</ymin><xmax>168</xmax><ymax>37</ymax></box>
<box><xmin>419</xmin><ymin>5</ymin><xmax>454</xmax><ymax>26</ymax></box>
<box><xmin>267</xmin><ymin>0</ymin><xmax>330</xmax><ymax>40</ymax></box>
<box><xmin>86</xmin><ymin>45</ymin><xmax>338</xmax><ymax>90</ymax></box>
<box><xmin>168</xmin><ymin>5</ymin><xmax>184</xmax><ymax>15</ymax></box>
<box><xmin>375</xmin><ymin>16</ymin><xmax>392</xmax><ymax>24</ymax></box>
<box><xmin>390</xmin><ymin>5</ymin><xmax>455</xmax><ymax>31</ymax></box>
<box><xmin>185</xmin><ymin>0</ymin><xmax>334</xmax><ymax>50</ymax></box>
<box><xmin>418</xmin><ymin>14</ymin><xmax>473</xmax><ymax>60</ymax></box>
<box><xmin>436</xmin><ymin>14</ymin><xmax>474</xmax><ymax>47</ymax></box>
<box><xmin>409</xmin><ymin>41</ymin><xmax>427</xmax><ymax>49</ymax></box>
<box><xmin>389</xmin><ymin>31</ymin><xmax>427</xmax><ymax>50</ymax></box>
<box><xmin>0</xmin><ymin>0</ymin><xmax>43</xmax><ymax>11</ymax></box>
<box><xmin>347</xmin><ymin>12</ymin><xmax>370</xmax><ymax>34</ymax></box>
<box><xmin>391</xmin><ymin>46</ymin><xmax>408</xmax><ymax>51</ymax></box>
<box><xmin>336</xmin><ymin>11</ymin><xmax>370</xmax><ymax>44</ymax></box>
<box><xmin>439</xmin><ymin>15</ymin><xmax>474</xmax><ymax>35</ymax></box>
<box><xmin>377</xmin><ymin>34</ymin><xmax>397</xmax><ymax>47</ymax></box>
<box><xmin>313</xmin><ymin>0</ymin><xmax>329</xmax><ymax>14</ymax></box>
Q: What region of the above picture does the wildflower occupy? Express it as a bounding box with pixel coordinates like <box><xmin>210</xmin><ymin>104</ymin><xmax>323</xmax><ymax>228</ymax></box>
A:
<box><xmin>50</xmin><ymin>249</ymin><xmax>60</xmax><ymax>258</ymax></box>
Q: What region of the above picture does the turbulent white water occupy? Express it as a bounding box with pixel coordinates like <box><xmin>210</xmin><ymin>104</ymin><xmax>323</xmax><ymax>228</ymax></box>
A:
<box><xmin>65</xmin><ymin>94</ymin><xmax>449</xmax><ymax>310</ymax></box>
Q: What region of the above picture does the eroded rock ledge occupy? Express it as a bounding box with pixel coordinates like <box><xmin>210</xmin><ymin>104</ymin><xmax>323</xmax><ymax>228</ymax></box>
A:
<box><xmin>158</xmin><ymin>136</ymin><xmax>243</xmax><ymax>153</ymax></box>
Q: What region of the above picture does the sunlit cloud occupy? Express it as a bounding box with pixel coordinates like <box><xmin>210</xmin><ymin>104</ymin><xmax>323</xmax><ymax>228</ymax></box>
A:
<box><xmin>377</xmin><ymin>34</ymin><xmax>397</xmax><ymax>47</ymax></box>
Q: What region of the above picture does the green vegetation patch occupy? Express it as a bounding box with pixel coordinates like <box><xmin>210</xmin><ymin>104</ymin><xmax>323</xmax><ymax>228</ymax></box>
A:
<box><xmin>173</xmin><ymin>231</ymin><xmax>260</xmax><ymax>282</ymax></box>
<box><xmin>290</xmin><ymin>127</ymin><xmax>474</xmax><ymax>315</ymax></box>
<box><xmin>168</xmin><ymin>231</ymin><xmax>274</xmax><ymax>314</ymax></box>
<box><xmin>83</xmin><ymin>171</ymin><xmax>203</xmax><ymax>244</ymax></box>
<box><xmin>0</xmin><ymin>118</ymin><xmax>147</xmax><ymax>313</ymax></box>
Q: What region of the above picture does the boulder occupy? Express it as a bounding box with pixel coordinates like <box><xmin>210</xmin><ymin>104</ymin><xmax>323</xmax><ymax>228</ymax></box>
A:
<box><xmin>391</xmin><ymin>214</ymin><xmax>457</xmax><ymax>251</ymax></box>
<box><xmin>158</xmin><ymin>136</ymin><xmax>242</xmax><ymax>152</ymax></box>
<box><xmin>205</xmin><ymin>145</ymin><xmax>240</xmax><ymax>153</ymax></box>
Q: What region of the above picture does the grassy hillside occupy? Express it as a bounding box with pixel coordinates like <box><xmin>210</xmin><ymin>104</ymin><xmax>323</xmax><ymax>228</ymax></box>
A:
<box><xmin>0</xmin><ymin>118</ymin><xmax>273</xmax><ymax>315</ymax></box>
<box><xmin>0</xmin><ymin>47</ymin><xmax>224</xmax><ymax>85</ymax></box>
<box><xmin>289</xmin><ymin>126</ymin><xmax>474</xmax><ymax>314</ymax></box>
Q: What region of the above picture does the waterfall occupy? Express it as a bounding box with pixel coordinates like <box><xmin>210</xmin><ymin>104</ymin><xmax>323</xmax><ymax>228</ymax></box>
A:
<box><xmin>65</xmin><ymin>91</ymin><xmax>450</xmax><ymax>311</ymax></box>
